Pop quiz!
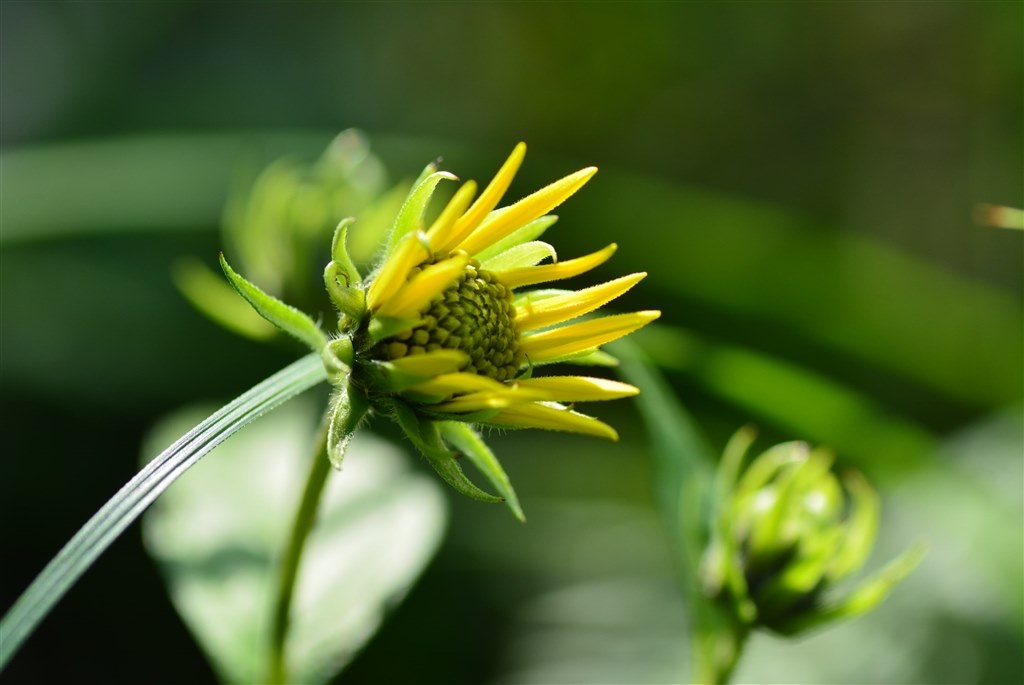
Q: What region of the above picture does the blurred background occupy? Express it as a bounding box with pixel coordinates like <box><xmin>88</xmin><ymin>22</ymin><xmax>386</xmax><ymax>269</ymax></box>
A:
<box><xmin>1</xmin><ymin>2</ymin><xmax>1021</xmax><ymax>684</ymax></box>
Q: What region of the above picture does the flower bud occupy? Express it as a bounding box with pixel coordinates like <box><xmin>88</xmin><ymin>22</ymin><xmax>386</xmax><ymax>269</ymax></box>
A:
<box><xmin>701</xmin><ymin>429</ymin><xmax>922</xmax><ymax>636</ymax></box>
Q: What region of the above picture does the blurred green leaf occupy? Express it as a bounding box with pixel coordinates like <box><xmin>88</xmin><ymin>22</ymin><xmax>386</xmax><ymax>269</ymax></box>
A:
<box><xmin>0</xmin><ymin>354</ymin><xmax>326</xmax><ymax>671</ymax></box>
<box><xmin>579</xmin><ymin>172</ymin><xmax>1022</xmax><ymax>408</ymax></box>
<box><xmin>0</xmin><ymin>133</ymin><xmax>331</xmax><ymax>243</ymax></box>
<box><xmin>634</xmin><ymin>324</ymin><xmax>937</xmax><ymax>480</ymax></box>
<box><xmin>220</xmin><ymin>129</ymin><xmax>389</xmax><ymax>300</ymax></box>
<box><xmin>141</xmin><ymin>398</ymin><xmax>447</xmax><ymax>685</ymax></box>
<box><xmin>613</xmin><ymin>339</ymin><xmax>714</xmax><ymax>555</ymax></box>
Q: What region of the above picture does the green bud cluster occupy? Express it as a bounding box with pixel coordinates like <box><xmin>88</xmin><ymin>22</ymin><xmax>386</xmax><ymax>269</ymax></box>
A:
<box><xmin>376</xmin><ymin>256</ymin><xmax>524</xmax><ymax>380</ymax></box>
<box><xmin>699</xmin><ymin>431</ymin><xmax>921</xmax><ymax>638</ymax></box>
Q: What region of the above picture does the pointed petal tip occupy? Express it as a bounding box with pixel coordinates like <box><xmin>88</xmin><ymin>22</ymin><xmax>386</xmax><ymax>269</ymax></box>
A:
<box><xmin>564</xmin><ymin>166</ymin><xmax>598</xmax><ymax>188</ymax></box>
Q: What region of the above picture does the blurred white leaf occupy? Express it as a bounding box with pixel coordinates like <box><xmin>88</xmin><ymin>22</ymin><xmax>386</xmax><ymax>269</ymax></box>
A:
<box><xmin>141</xmin><ymin>398</ymin><xmax>447</xmax><ymax>684</ymax></box>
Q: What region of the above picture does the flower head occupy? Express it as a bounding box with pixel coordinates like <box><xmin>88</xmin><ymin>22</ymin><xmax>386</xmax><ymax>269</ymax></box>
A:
<box><xmin>700</xmin><ymin>428</ymin><xmax>924</xmax><ymax>635</ymax></box>
<box><xmin>220</xmin><ymin>142</ymin><xmax>659</xmax><ymax>518</ymax></box>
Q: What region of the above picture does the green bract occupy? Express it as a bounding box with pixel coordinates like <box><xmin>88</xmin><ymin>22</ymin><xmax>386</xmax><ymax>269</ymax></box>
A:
<box><xmin>701</xmin><ymin>427</ymin><xmax>924</xmax><ymax>636</ymax></box>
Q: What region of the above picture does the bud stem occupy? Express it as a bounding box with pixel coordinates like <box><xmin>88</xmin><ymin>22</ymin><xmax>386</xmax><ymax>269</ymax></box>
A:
<box><xmin>692</xmin><ymin>611</ymin><xmax>748</xmax><ymax>685</ymax></box>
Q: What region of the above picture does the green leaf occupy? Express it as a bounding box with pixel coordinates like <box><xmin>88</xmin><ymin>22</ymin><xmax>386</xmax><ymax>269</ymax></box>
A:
<box><xmin>634</xmin><ymin>324</ymin><xmax>941</xmax><ymax>482</ymax></box>
<box><xmin>219</xmin><ymin>253</ymin><xmax>328</xmax><ymax>352</ymax></box>
<box><xmin>141</xmin><ymin>398</ymin><xmax>447</xmax><ymax>684</ymax></box>
<box><xmin>326</xmin><ymin>381</ymin><xmax>370</xmax><ymax>469</ymax></box>
<box><xmin>440</xmin><ymin>422</ymin><xmax>525</xmax><ymax>521</ymax></box>
<box><xmin>0</xmin><ymin>354</ymin><xmax>327</xmax><ymax>671</ymax></box>
<box><xmin>578</xmin><ymin>170</ymin><xmax>1023</xmax><ymax>408</ymax></box>
<box><xmin>613</xmin><ymin>339</ymin><xmax>715</xmax><ymax>561</ymax></box>
<box><xmin>390</xmin><ymin>401</ymin><xmax>503</xmax><ymax>505</ymax></box>
<box><xmin>385</xmin><ymin>167</ymin><xmax>457</xmax><ymax>255</ymax></box>
<box><xmin>172</xmin><ymin>257</ymin><xmax>279</xmax><ymax>341</ymax></box>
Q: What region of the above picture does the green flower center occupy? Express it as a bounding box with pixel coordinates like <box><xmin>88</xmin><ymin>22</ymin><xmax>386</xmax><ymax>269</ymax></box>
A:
<box><xmin>377</xmin><ymin>258</ymin><xmax>523</xmax><ymax>380</ymax></box>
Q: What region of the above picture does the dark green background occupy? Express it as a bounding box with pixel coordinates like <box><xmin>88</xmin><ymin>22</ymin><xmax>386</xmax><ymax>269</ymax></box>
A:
<box><xmin>2</xmin><ymin>2</ymin><xmax>1021</xmax><ymax>684</ymax></box>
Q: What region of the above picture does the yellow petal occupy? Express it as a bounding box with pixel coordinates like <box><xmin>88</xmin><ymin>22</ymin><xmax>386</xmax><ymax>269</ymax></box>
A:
<box><xmin>412</xmin><ymin>372</ymin><xmax>511</xmax><ymax>397</ymax></box>
<box><xmin>513</xmin><ymin>376</ymin><xmax>639</xmax><ymax>402</ymax></box>
<box><xmin>516</xmin><ymin>272</ymin><xmax>647</xmax><ymax>331</ymax></box>
<box><xmin>434</xmin><ymin>392</ymin><xmax>514</xmax><ymax>413</ymax></box>
<box><xmin>496</xmin><ymin>243</ymin><xmax>617</xmax><ymax>290</ymax></box>
<box><xmin>487</xmin><ymin>402</ymin><xmax>619</xmax><ymax>440</ymax></box>
<box><xmin>520</xmin><ymin>311</ymin><xmax>661</xmax><ymax>362</ymax></box>
<box><xmin>377</xmin><ymin>252</ymin><xmax>471</xmax><ymax>318</ymax></box>
<box><xmin>367</xmin><ymin>231</ymin><xmax>432</xmax><ymax>310</ymax></box>
<box><xmin>425</xmin><ymin>180</ymin><xmax>478</xmax><ymax>251</ymax></box>
<box><xmin>388</xmin><ymin>349</ymin><xmax>469</xmax><ymax>377</ymax></box>
<box><xmin>435</xmin><ymin>143</ymin><xmax>527</xmax><ymax>254</ymax></box>
<box><xmin>457</xmin><ymin>166</ymin><xmax>597</xmax><ymax>256</ymax></box>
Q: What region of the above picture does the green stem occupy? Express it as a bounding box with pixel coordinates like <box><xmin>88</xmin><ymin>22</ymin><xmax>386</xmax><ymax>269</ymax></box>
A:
<box><xmin>691</xmin><ymin>611</ymin><xmax>748</xmax><ymax>685</ymax></box>
<box><xmin>268</xmin><ymin>421</ymin><xmax>332</xmax><ymax>685</ymax></box>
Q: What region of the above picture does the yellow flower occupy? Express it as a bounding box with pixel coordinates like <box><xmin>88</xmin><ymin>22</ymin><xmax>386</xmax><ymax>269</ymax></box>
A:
<box><xmin>220</xmin><ymin>141</ymin><xmax>659</xmax><ymax>518</ymax></box>
<box><xmin>355</xmin><ymin>143</ymin><xmax>660</xmax><ymax>441</ymax></box>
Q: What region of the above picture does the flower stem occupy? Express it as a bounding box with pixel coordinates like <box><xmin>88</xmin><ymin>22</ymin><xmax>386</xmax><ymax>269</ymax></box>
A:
<box><xmin>268</xmin><ymin>420</ymin><xmax>332</xmax><ymax>684</ymax></box>
<box><xmin>691</xmin><ymin>616</ymin><xmax>748</xmax><ymax>685</ymax></box>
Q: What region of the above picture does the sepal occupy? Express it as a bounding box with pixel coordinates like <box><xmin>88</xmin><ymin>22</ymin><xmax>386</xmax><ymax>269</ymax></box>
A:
<box><xmin>324</xmin><ymin>262</ymin><xmax>366</xmax><ymax>325</ymax></box>
<box><xmin>439</xmin><ymin>422</ymin><xmax>524</xmax><ymax>521</ymax></box>
<box><xmin>326</xmin><ymin>379</ymin><xmax>370</xmax><ymax>470</ymax></box>
<box><xmin>321</xmin><ymin>337</ymin><xmax>354</xmax><ymax>384</ymax></box>
<box><xmin>385</xmin><ymin>166</ymin><xmax>458</xmax><ymax>255</ymax></box>
<box><xmin>219</xmin><ymin>253</ymin><xmax>327</xmax><ymax>352</ymax></box>
<box><xmin>330</xmin><ymin>218</ymin><xmax>363</xmax><ymax>285</ymax></box>
<box><xmin>389</xmin><ymin>400</ymin><xmax>503</xmax><ymax>505</ymax></box>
